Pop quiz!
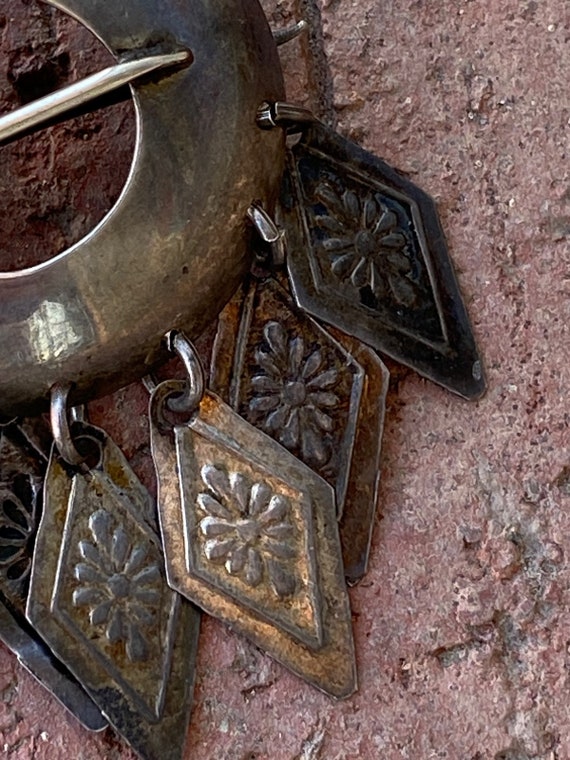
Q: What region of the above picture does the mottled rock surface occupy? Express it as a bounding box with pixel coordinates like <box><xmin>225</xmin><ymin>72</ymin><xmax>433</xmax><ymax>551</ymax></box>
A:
<box><xmin>0</xmin><ymin>1</ymin><xmax>568</xmax><ymax>758</ymax></box>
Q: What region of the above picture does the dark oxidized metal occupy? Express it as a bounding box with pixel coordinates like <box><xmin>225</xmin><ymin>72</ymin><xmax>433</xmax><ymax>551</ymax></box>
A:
<box><xmin>151</xmin><ymin>378</ymin><xmax>357</xmax><ymax>698</ymax></box>
<box><xmin>328</xmin><ymin>331</ymin><xmax>389</xmax><ymax>585</ymax></box>
<box><xmin>0</xmin><ymin>419</ymin><xmax>50</xmax><ymax>618</ymax></box>
<box><xmin>0</xmin><ymin>0</ymin><xmax>285</xmax><ymax>417</ymax></box>
<box><xmin>27</xmin><ymin>421</ymin><xmax>200</xmax><ymax>760</ymax></box>
<box><xmin>282</xmin><ymin>122</ymin><xmax>486</xmax><ymax>400</ymax></box>
<box><xmin>0</xmin><ymin>418</ymin><xmax>106</xmax><ymax>731</ymax></box>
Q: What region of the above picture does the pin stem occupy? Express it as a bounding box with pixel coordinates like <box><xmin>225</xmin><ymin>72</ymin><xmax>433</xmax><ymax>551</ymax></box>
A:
<box><xmin>0</xmin><ymin>50</ymin><xmax>191</xmax><ymax>144</ymax></box>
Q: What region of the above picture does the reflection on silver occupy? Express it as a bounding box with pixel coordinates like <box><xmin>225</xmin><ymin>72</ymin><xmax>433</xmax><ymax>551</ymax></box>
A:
<box><xmin>27</xmin><ymin>301</ymin><xmax>83</xmax><ymax>364</ymax></box>
<box><xmin>247</xmin><ymin>203</ymin><xmax>286</xmax><ymax>266</ymax></box>
<box><xmin>256</xmin><ymin>101</ymin><xmax>318</xmax><ymax>131</ymax></box>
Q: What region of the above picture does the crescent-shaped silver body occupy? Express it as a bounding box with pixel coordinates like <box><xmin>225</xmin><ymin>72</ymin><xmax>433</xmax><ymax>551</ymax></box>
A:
<box><xmin>0</xmin><ymin>0</ymin><xmax>285</xmax><ymax>416</ymax></box>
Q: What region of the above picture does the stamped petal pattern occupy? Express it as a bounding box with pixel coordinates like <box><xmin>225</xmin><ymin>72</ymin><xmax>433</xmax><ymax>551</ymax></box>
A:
<box><xmin>71</xmin><ymin>508</ymin><xmax>163</xmax><ymax>663</ymax></box>
<box><xmin>197</xmin><ymin>465</ymin><xmax>297</xmax><ymax>599</ymax></box>
<box><xmin>313</xmin><ymin>183</ymin><xmax>427</xmax><ymax>310</ymax></box>
<box><xmin>0</xmin><ymin>475</ymin><xmax>38</xmax><ymax>584</ymax></box>
<box><xmin>209</xmin><ymin>279</ymin><xmax>365</xmax><ymax>513</ymax></box>
<box><xmin>248</xmin><ymin>321</ymin><xmax>341</xmax><ymax>470</ymax></box>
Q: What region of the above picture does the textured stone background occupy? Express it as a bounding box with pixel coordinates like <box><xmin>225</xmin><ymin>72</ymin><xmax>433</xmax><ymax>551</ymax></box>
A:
<box><xmin>0</xmin><ymin>0</ymin><xmax>569</xmax><ymax>758</ymax></box>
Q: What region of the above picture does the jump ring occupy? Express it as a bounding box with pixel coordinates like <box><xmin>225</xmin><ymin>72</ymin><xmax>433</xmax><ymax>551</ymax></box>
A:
<box><xmin>50</xmin><ymin>383</ymin><xmax>86</xmax><ymax>467</ymax></box>
<box><xmin>166</xmin><ymin>331</ymin><xmax>205</xmax><ymax>414</ymax></box>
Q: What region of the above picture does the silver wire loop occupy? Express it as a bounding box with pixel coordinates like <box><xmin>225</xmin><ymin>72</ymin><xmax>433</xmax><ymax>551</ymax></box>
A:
<box><xmin>256</xmin><ymin>101</ymin><xmax>318</xmax><ymax>131</ymax></box>
<box><xmin>142</xmin><ymin>375</ymin><xmax>158</xmax><ymax>394</ymax></box>
<box><xmin>70</xmin><ymin>405</ymin><xmax>86</xmax><ymax>423</ymax></box>
<box><xmin>50</xmin><ymin>384</ymin><xmax>87</xmax><ymax>467</ymax></box>
<box><xmin>166</xmin><ymin>332</ymin><xmax>206</xmax><ymax>415</ymax></box>
<box><xmin>273</xmin><ymin>20</ymin><xmax>308</xmax><ymax>47</ymax></box>
<box><xmin>247</xmin><ymin>203</ymin><xmax>286</xmax><ymax>267</ymax></box>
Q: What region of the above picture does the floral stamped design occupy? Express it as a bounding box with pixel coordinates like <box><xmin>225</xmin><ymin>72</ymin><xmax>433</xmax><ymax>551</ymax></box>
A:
<box><xmin>313</xmin><ymin>183</ymin><xmax>423</xmax><ymax>309</ymax></box>
<box><xmin>72</xmin><ymin>509</ymin><xmax>162</xmax><ymax>662</ymax></box>
<box><xmin>197</xmin><ymin>464</ymin><xmax>297</xmax><ymax>599</ymax></box>
<box><xmin>0</xmin><ymin>475</ymin><xmax>38</xmax><ymax>584</ymax></box>
<box><xmin>248</xmin><ymin>321</ymin><xmax>340</xmax><ymax>469</ymax></box>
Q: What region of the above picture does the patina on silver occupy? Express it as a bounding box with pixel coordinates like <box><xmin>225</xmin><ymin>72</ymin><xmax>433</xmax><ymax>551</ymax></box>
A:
<box><xmin>28</xmin><ymin>386</ymin><xmax>200</xmax><ymax>760</ymax></box>
<box><xmin>0</xmin><ymin>416</ymin><xmax>107</xmax><ymax>731</ymax></box>
<box><xmin>279</xmin><ymin>122</ymin><xmax>487</xmax><ymax>399</ymax></box>
<box><xmin>0</xmin><ymin>0</ymin><xmax>285</xmax><ymax>417</ymax></box>
<box><xmin>209</xmin><ymin>276</ymin><xmax>390</xmax><ymax>585</ymax></box>
<box><xmin>150</xmin><ymin>335</ymin><xmax>357</xmax><ymax>698</ymax></box>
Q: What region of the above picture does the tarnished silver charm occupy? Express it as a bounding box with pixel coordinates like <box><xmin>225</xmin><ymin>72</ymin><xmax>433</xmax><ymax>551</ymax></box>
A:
<box><xmin>210</xmin><ymin>276</ymin><xmax>389</xmax><ymax>584</ymax></box>
<box><xmin>27</xmin><ymin>410</ymin><xmax>200</xmax><ymax>760</ymax></box>
<box><xmin>328</xmin><ymin>331</ymin><xmax>389</xmax><ymax>585</ymax></box>
<box><xmin>151</xmin><ymin>336</ymin><xmax>356</xmax><ymax>698</ymax></box>
<box><xmin>211</xmin><ymin>276</ymin><xmax>365</xmax><ymax>512</ymax></box>
<box><xmin>281</xmin><ymin>122</ymin><xmax>486</xmax><ymax>400</ymax></box>
<box><xmin>0</xmin><ymin>418</ymin><xmax>106</xmax><ymax>730</ymax></box>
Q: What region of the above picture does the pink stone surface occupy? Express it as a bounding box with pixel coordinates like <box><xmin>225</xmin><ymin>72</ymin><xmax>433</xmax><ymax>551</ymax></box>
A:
<box><xmin>0</xmin><ymin>1</ymin><xmax>569</xmax><ymax>758</ymax></box>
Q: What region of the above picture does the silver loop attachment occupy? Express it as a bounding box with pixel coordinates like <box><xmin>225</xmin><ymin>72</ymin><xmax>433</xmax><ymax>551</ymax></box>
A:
<box><xmin>166</xmin><ymin>332</ymin><xmax>205</xmax><ymax>415</ymax></box>
<box><xmin>142</xmin><ymin>375</ymin><xmax>158</xmax><ymax>395</ymax></box>
<box><xmin>70</xmin><ymin>405</ymin><xmax>87</xmax><ymax>423</ymax></box>
<box><xmin>273</xmin><ymin>20</ymin><xmax>308</xmax><ymax>47</ymax></box>
<box><xmin>247</xmin><ymin>203</ymin><xmax>286</xmax><ymax>267</ymax></box>
<box><xmin>50</xmin><ymin>383</ymin><xmax>87</xmax><ymax>467</ymax></box>
<box><xmin>257</xmin><ymin>101</ymin><xmax>318</xmax><ymax>132</ymax></box>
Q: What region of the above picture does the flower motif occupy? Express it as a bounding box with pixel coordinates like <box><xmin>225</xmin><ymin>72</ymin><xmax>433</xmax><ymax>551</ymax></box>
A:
<box><xmin>314</xmin><ymin>183</ymin><xmax>420</xmax><ymax>307</ymax></box>
<box><xmin>0</xmin><ymin>475</ymin><xmax>37</xmax><ymax>583</ymax></box>
<box><xmin>72</xmin><ymin>510</ymin><xmax>162</xmax><ymax>662</ymax></box>
<box><xmin>197</xmin><ymin>464</ymin><xmax>296</xmax><ymax>599</ymax></box>
<box><xmin>248</xmin><ymin>321</ymin><xmax>339</xmax><ymax>468</ymax></box>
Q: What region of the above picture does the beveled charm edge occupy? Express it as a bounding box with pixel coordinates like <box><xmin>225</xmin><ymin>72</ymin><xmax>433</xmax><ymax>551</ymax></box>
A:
<box><xmin>151</xmin><ymin>382</ymin><xmax>357</xmax><ymax>699</ymax></box>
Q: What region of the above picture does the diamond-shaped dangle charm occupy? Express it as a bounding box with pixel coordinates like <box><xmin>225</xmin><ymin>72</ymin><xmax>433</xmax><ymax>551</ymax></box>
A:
<box><xmin>27</xmin><ymin>390</ymin><xmax>200</xmax><ymax>760</ymax></box>
<box><xmin>0</xmin><ymin>417</ymin><xmax>106</xmax><ymax>731</ymax></box>
<box><xmin>151</xmin><ymin>333</ymin><xmax>356</xmax><ymax>697</ymax></box>
<box><xmin>281</xmin><ymin>122</ymin><xmax>486</xmax><ymax>399</ymax></box>
<box><xmin>210</xmin><ymin>275</ymin><xmax>389</xmax><ymax>584</ymax></box>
